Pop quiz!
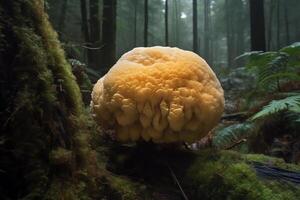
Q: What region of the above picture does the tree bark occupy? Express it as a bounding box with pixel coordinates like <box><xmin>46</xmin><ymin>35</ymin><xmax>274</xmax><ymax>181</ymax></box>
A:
<box><xmin>144</xmin><ymin>0</ymin><xmax>148</xmax><ymax>47</ymax></box>
<box><xmin>276</xmin><ymin>0</ymin><xmax>280</xmax><ymax>49</ymax></box>
<box><xmin>283</xmin><ymin>1</ymin><xmax>290</xmax><ymax>45</ymax></box>
<box><xmin>236</xmin><ymin>0</ymin><xmax>245</xmax><ymax>56</ymax></box>
<box><xmin>225</xmin><ymin>0</ymin><xmax>233</xmax><ymax>67</ymax></box>
<box><xmin>80</xmin><ymin>0</ymin><xmax>90</xmax><ymax>42</ymax></box>
<box><xmin>80</xmin><ymin>0</ymin><xmax>92</xmax><ymax>65</ymax></box>
<box><xmin>204</xmin><ymin>0</ymin><xmax>211</xmax><ymax>63</ymax></box>
<box><xmin>193</xmin><ymin>0</ymin><xmax>198</xmax><ymax>53</ymax></box>
<box><xmin>0</xmin><ymin>0</ymin><xmax>90</xmax><ymax>198</ymax></box>
<box><xmin>89</xmin><ymin>0</ymin><xmax>102</xmax><ymax>69</ymax></box>
<box><xmin>58</xmin><ymin>0</ymin><xmax>68</xmax><ymax>33</ymax></box>
<box><xmin>249</xmin><ymin>0</ymin><xmax>266</xmax><ymax>51</ymax></box>
<box><xmin>133</xmin><ymin>0</ymin><xmax>138</xmax><ymax>47</ymax></box>
<box><xmin>175</xmin><ymin>0</ymin><xmax>179</xmax><ymax>45</ymax></box>
<box><xmin>102</xmin><ymin>0</ymin><xmax>117</xmax><ymax>73</ymax></box>
<box><xmin>267</xmin><ymin>0</ymin><xmax>274</xmax><ymax>50</ymax></box>
<box><xmin>165</xmin><ymin>0</ymin><xmax>169</xmax><ymax>46</ymax></box>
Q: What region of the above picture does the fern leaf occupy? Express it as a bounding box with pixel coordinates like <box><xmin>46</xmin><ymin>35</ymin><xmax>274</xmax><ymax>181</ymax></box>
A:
<box><xmin>251</xmin><ymin>95</ymin><xmax>300</xmax><ymax>120</ymax></box>
<box><xmin>235</xmin><ymin>51</ymin><xmax>263</xmax><ymax>60</ymax></box>
<box><xmin>212</xmin><ymin>123</ymin><xmax>254</xmax><ymax>150</ymax></box>
<box><xmin>280</xmin><ymin>42</ymin><xmax>300</xmax><ymax>68</ymax></box>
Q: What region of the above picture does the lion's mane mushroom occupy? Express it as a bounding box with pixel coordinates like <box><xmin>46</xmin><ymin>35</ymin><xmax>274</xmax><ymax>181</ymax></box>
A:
<box><xmin>91</xmin><ymin>46</ymin><xmax>224</xmax><ymax>143</ymax></box>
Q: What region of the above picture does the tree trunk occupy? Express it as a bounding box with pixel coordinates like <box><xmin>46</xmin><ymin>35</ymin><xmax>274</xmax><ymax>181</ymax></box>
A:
<box><xmin>89</xmin><ymin>0</ymin><xmax>102</xmax><ymax>70</ymax></box>
<box><xmin>80</xmin><ymin>0</ymin><xmax>91</xmax><ymax>63</ymax></box>
<box><xmin>193</xmin><ymin>0</ymin><xmax>198</xmax><ymax>53</ymax></box>
<box><xmin>165</xmin><ymin>0</ymin><xmax>169</xmax><ymax>46</ymax></box>
<box><xmin>225</xmin><ymin>0</ymin><xmax>234</xmax><ymax>67</ymax></box>
<box><xmin>267</xmin><ymin>0</ymin><xmax>274</xmax><ymax>50</ymax></box>
<box><xmin>175</xmin><ymin>0</ymin><xmax>179</xmax><ymax>45</ymax></box>
<box><xmin>0</xmin><ymin>0</ymin><xmax>91</xmax><ymax>198</ymax></box>
<box><xmin>249</xmin><ymin>0</ymin><xmax>266</xmax><ymax>51</ymax></box>
<box><xmin>237</xmin><ymin>0</ymin><xmax>244</xmax><ymax>54</ymax></box>
<box><xmin>144</xmin><ymin>0</ymin><xmax>148</xmax><ymax>47</ymax></box>
<box><xmin>58</xmin><ymin>0</ymin><xmax>68</xmax><ymax>33</ymax></box>
<box><xmin>102</xmin><ymin>0</ymin><xmax>117</xmax><ymax>73</ymax></box>
<box><xmin>204</xmin><ymin>0</ymin><xmax>211</xmax><ymax>63</ymax></box>
<box><xmin>283</xmin><ymin>1</ymin><xmax>290</xmax><ymax>45</ymax></box>
<box><xmin>276</xmin><ymin>0</ymin><xmax>280</xmax><ymax>49</ymax></box>
<box><xmin>134</xmin><ymin>0</ymin><xmax>138</xmax><ymax>47</ymax></box>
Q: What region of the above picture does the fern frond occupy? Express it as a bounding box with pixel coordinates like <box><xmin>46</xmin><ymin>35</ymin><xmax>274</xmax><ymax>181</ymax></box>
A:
<box><xmin>212</xmin><ymin>123</ymin><xmax>255</xmax><ymax>150</ymax></box>
<box><xmin>235</xmin><ymin>51</ymin><xmax>263</xmax><ymax>60</ymax></box>
<box><xmin>236</xmin><ymin>47</ymin><xmax>299</xmax><ymax>93</ymax></box>
<box><xmin>251</xmin><ymin>95</ymin><xmax>300</xmax><ymax>120</ymax></box>
<box><xmin>280</xmin><ymin>42</ymin><xmax>300</xmax><ymax>68</ymax></box>
<box><xmin>259</xmin><ymin>72</ymin><xmax>300</xmax><ymax>85</ymax></box>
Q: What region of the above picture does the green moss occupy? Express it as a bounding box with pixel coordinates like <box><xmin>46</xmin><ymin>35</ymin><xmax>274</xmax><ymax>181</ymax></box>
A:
<box><xmin>49</xmin><ymin>147</ymin><xmax>72</xmax><ymax>166</ymax></box>
<box><xmin>245</xmin><ymin>154</ymin><xmax>300</xmax><ymax>171</ymax></box>
<box><xmin>0</xmin><ymin>1</ymin><xmax>94</xmax><ymax>199</ymax></box>
<box><xmin>107</xmin><ymin>175</ymin><xmax>141</xmax><ymax>200</ymax></box>
<box><xmin>184</xmin><ymin>150</ymin><xmax>300</xmax><ymax>200</ymax></box>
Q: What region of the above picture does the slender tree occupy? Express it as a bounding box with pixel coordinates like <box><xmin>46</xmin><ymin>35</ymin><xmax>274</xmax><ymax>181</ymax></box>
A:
<box><xmin>89</xmin><ymin>0</ymin><xmax>102</xmax><ymax>69</ymax></box>
<box><xmin>133</xmin><ymin>0</ymin><xmax>138</xmax><ymax>46</ymax></box>
<box><xmin>165</xmin><ymin>0</ymin><xmax>169</xmax><ymax>46</ymax></box>
<box><xmin>236</xmin><ymin>0</ymin><xmax>245</xmax><ymax>56</ymax></box>
<box><xmin>58</xmin><ymin>0</ymin><xmax>68</xmax><ymax>33</ymax></box>
<box><xmin>204</xmin><ymin>0</ymin><xmax>211</xmax><ymax>63</ymax></box>
<box><xmin>80</xmin><ymin>0</ymin><xmax>90</xmax><ymax>43</ymax></box>
<box><xmin>103</xmin><ymin>0</ymin><xmax>117</xmax><ymax>72</ymax></box>
<box><xmin>174</xmin><ymin>0</ymin><xmax>179</xmax><ymax>45</ymax></box>
<box><xmin>225</xmin><ymin>0</ymin><xmax>232</xmax><ymax>66</ymax></box>
<box><xmin>144</xmin><ymin>0</ymin><xmax>148</xmax><ymax>46</ymax></box>
<box><xmin>283</xmin><ymin>1</ymin><xmax>290</xmax><ymax>44</ymax></box>
<box><xmin>193</xmin><ymin>0</ymin><xmax>198</xmax><ymax>53</ymax></box>
<box><xmin>267</xmin><ymin>0</ymin><xmax>274</xmax><ymax>50</ymax></box>
<box><xmin>276</xmin><ymin>0</ymin><xmax>280</xmax><ymax>49</ymax></box>
<box><xmin>80</xmin><ymin>0</ymin><xmax>93</xmax><ymax>65</ymax></box>
<box><xmin>249</xmin><ymin>0</ymin><xmax>266</xmax><ymax>51</ymax></box>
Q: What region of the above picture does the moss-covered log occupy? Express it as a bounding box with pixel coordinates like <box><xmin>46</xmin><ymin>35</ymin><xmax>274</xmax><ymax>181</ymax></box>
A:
<box><xmin>0</xmin><ymin>0</ymin><xmax>92</xmax><ymax>199</ymax></box>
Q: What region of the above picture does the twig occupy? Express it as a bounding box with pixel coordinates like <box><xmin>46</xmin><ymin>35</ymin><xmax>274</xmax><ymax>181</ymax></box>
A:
<box><xmin>221</xmin><ymin>112</ymin><xmax>248</xmax><ymax>121</ymax></box>
<box><xmin>65</xmin><ymin>43</ymin><xmax>105</xmax><ymax>50</ymax></box>
<box><xmin>166</xmin><ymin>162</ymin><xmax>189</xmax><ymax>200</ymax></box>
<box><xmin>225</xmin><ymin>139</ymin><xmax>247</xmax><ymax>150</ymax></box>
<box><xmin>2</xmin><ymin>105</ymin><xmax>23</xmax><ymax>129</ymax></box>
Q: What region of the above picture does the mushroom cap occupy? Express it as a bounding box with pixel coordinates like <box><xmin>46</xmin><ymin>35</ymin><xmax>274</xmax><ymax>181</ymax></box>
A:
<box><xmin>91</xmin><ymin>46</ymin><xmax>224</xmax><ymax>143</ymax></box>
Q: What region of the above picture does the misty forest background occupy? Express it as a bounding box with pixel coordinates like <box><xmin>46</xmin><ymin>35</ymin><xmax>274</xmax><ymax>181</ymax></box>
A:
<box><xmin>47</xmin><ymin>0</ymin><xmax>300</xmax><ymax>75</ymax></box>
<box><xmin>1</xmin><ymin>0</ymin><xmax>300</xmax><ymax>199</ymax></box>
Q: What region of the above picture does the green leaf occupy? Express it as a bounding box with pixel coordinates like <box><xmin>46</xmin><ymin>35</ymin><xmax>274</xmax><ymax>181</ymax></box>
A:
<box><xmin>251</xmin><ymin>95</ymin><xmax>300</xmax><ymax>120</ymax></box>
<box><xmin>212</xmin><ymin>123</ymin><xmax>255</xmax><ymax>149</ymax></box>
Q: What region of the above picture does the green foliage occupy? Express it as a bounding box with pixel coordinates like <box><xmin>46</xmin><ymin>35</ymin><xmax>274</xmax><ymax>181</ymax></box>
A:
<box><xmin>251</xmin><ymin>95</ymin><xmax>300</xmax><ymax>120</ymax></box>
<box><xmin>104</xmin><ymin>175</ymin><xmax>142</xmax><ymax>200</ymax></box>
<box><xmin>237</xmin><ymin>43</ymin><xmax>300</xmax><ymax>93</ymax></box>
<box><xmin>212</xmin><ymin>123</ymin><xmax>255</xmax><ymax>150</ymax></box>
<box><xmin>280</xmin><ymin>42</ymin><xmax>300</xmax><ymax>67</ymax></box>
<box><xmin>185</xmin><ymin>150</ymin><xmax>300</xmax><ymax>200</ymax></box>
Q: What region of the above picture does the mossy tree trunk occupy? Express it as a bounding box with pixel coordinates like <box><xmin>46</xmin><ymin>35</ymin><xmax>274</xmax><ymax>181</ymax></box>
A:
<box><xmin>0</xmin><ymin>0</ymin><xmax>91</xmax><ymax>199</ymax></box>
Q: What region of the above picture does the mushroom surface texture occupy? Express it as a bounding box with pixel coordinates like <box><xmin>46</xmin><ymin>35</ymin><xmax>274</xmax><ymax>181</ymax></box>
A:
<box><xmin>91</xmin><ymin>46</ymin><xmax>224</xmax><ymax>143</ymax></box>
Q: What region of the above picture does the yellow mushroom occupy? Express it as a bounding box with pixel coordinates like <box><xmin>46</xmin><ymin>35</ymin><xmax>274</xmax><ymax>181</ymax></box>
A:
<box><xmin>91</xmin><ymin>46</ymin><xmax>224</xmax><ymax>143</ymax></box>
